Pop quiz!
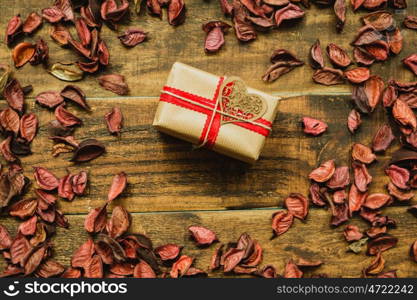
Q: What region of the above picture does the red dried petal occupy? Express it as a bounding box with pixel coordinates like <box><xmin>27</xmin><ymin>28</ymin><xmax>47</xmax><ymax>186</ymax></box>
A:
<box><xmin>364</xmin><ymin>193</ymin><xmax>392</xmax><ymax>210</ymax></box>
<box><xmin>367</xmin><ymin>234</ymin><xmax>398</xmax><ymax>255</ymax></box>
<box><xmin>98</xmin><ymin>74</ymin><xmax>129</xmax><ymax>95</ymax></box>
<box><xmin>283</xmin><ymin>259</ymin><xmax>303</xmax><ymax>278</ymax></box>
<box><xmin>35</xmin><ymin>91</ymin><xmax>64</xmax><ymax>108</ymax></box>
<box><xmin>309</xmin><ymin>160</ymin><xmax>335</xmax><ymax>183</ymax></box>
<box><xmin>155</xmin><ymin>244</ymin><xmax>182</xmax><ymax>261</ymax></box>
<box><xmin>312</xmin><ymin>67</ymin><xmax>345</xmax><ymax>85</ymax></box>
<box><xmin>327</xmin><ymin>43</ymin><xmax>351</xmax><ymax>68</ymax></box>
<box><xmin>33</xmin><ymin>167</ymin><xmax>59</xmax><ymax>190</ymax></box>
<box><xmin>61</xmin><ymin>85</ymin><xmax>89</xmax><ymax>110</ymax></box>
<box><xmin>58</xmin><ymin>174</ymin><xmax>75</xmax><ymax>201</ymax></box>
<box><xmin>372</xmin><ymin>124</ymin><xmax>394</xmax><ymax>152</ymax></box>
<box><xmin>170</xmin><ymin>255</ymin><xmax>193</xmax><ymax>277</ymax></box>
<box><xmin>344</xmin><ymin>67</ymin><xmax>370</xmax><ymax>84</ymax></box>
<box><xmin>0</xmin><ymin>225</ymin><xmax>12</xmax><ymax>250</ymax></box>
<box><xmin>222</xmin><ymin>249</ymin><xmax>245</xmax><ymax>273</ymax></box>
<box><xmin>327</xmin><ymin>166</ymin><xmax>350</xmax><ymax>190</ymax></box>
<box><xmin>3</xmin><ymin>78</ymin><xmax>24</xmax><ymax>112</ymax></box>
<box><xmin>344</xmin><ymin>225</ymin><xmax>363</xmax><ymax>242</ymax></box>
<box><xmin>106</xmin><ymin>206</ymin><xmax>131</xmax><ymax>239</ymax></box>
<box><xmin>271</xmin><ymin>210</ymin><xmax>294</xmax><ymax>237</ymax></box>
<box><xmin>387</xmin><ymin>182</ymin><xmax>414</xmax><ymax>201</ymax></box>
<box><xmin>133</xmin><ymin>260</ymin><xmax>156</xmax><ymax>278</ymax></box>
<box><xmin>42</xmin><ymin>6</ymin><xmax>65</xmax><ymax>23</ymax></box>
<box><xmin>274</xmin><ymin>3</ymin><xmax>305</xmax><ymax>27</ymax></box>
<box><xmin>23</xmin><ymin>12</ymin><xmax>42</xmax><ymax>34</ymax></box>
<box><xmin>353</xmin><ymin>162</ymin><xmax>372</xmax><ymax>193</ymax></box>
<box><xmin>393</xmin><ymin>99</ymin><xmax>417</xmax><ymax>132</ymax></box>
<box><xmin>55</xmin><ymin>104</ymin><xmax>82</xmax><ymax>127</ymax></box>
<box><xmin>309</xmin><ymin>39</ymin><xmax>324</xmax><ymax>69</ymax></box>
<box><xmin>18</xmin><ymin>215</ymin><xmax>37</xmax><ymax>236</ymax></box>
<box><xmin>118</xmin><ymin>29</ymin><xmax>147</xmax><ymax>47</ymax></box>
<box><xmin>71</xmin><ymin>171</ymin><xmax>88</xmax><ymax>195</ymax></box>
<box><xmin>385</xmin><ymin>165</ymin><xmax>409</xmax><ymax>190</ymax></box>
<box><xmin>284</xmin><ymin>193</ymin><xmax>308</xmax><ymax>220</ymax></box>
<box><xmin>71</xmin><ymin>239</ymin><xmax>95</xmax><ymax>268</ymax></box>
<box><xmin>352</xmin><ymin>143</ymin><xmax>376</xmax><ymax>164</ymax></box>
<box><xmin>168</xmin><ymin>0</ymin><xmax>186</xmax><ymax>26</ymax></box>
<box><xmin>349</xmin><ymin>184</ymin><xmax>368</xmax><ymax>215</ymax></box>
<box><xmin>84</xmin><ymin>255</ymin><xmax>103</xmax><ymax>278</ymax></box>
<box><xmin>104</xmin><ymin>107</ymin><xmax>123</xmax><ymax>135</ymax></box>
<box><xmin>302</xmin><ymin>117</ymin><xmax>327</xmax><ymax>136</ymax></box>
<box><xmin>20</xmin><ymin>113</ymin><xmax>38</xmax><ymax>142</ymax></box>
<box><xmin>84</xmin><ymin>205</ymin><xmax>107</xmax><ymax>233</ymax></box>
<box><xmin>188</xmin><ymin>225</ymin><xmax>218</xmax><ymax>246</ymax></box>
<box><xmin>108</xmin><ymin>172</ymin><xmax>127</xmax><ymax>202</ymax></box>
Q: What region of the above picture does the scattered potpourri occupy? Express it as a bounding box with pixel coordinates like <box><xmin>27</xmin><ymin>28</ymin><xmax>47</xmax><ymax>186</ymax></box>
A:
<box><xmin>1</xmin><ymin>0</ymin><xmax>417</xmax><ymax>279</ymax></box>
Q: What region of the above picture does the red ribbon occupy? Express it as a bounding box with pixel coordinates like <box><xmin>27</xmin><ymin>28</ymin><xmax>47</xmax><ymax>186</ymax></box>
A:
<box><xmin>159</xmin><ymin>77</ymin><xmax>272</xmax><ymax>148</ymax></box>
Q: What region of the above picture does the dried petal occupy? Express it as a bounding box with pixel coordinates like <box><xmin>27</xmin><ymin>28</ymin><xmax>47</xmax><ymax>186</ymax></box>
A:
<box><xmin>284</xmin><ymin>193</ymin><xmax>308</xmax><ymax>219</ymax></box>
<box><xmin>20</xmin><ymin>113</ymin><xmax>38</xmax><ymax>142</ymax></box>
<box><xmin>3</xmin><ymin>79</ymin><xmax>24</xmax><ymax>113</ymax></box>
<box><xmin>349</xmin><ymin>184</ymin><xmax>368</xmax><ymax>215</ymax></box>
<box><xmin>75</xmin><ymin>17</ymin><xmax>91</xmax><ymax>47</ymax></box>
<box><xmin>168</xmin><ymin>0</ymin><xmax>186</xmax><ymax>26</ymax></box>
<box><xmin>0</xmin><ymin>225</ymin><xmax>12</xmax><ymax>250</ymax></box>
<box><xmin>347</xmin><ymin>109</ymin><xmax>361</xmax><ymax>133</ymax></box>
<box><xmin>352</xmin><ymin>143</ymin><xmax>376</xmax><ymax>164</ymax></box>
<box><xmin>364</xmin><ymin>75</ymin><xmax>384</xmax><ymax>111</ymax></box>
<box><xmin>107</xmin><ymin>206</ymin><xmax>131</xmax><ymax>238</ymax></box>
<box><xmin>344</xmin><ymin>67</ymin><xmax>370</xmax><ymax>84</ymax></box>
<box><xmin>309</xmin><ymin>160</ymin><xmax>335</xmax><ymax>183</ymax></box>
<box><xmin>271</xmin><ymin>210</ymin><xmax>293</xmax><ymax>237</ymax></box>
<box><xmin>5</xmin><ymin>15</ymin><xmax>22</xmax><ymax>46</ymax></box>
<box><xmin>84</xmin><ymin>255</ymin><xmax>103</xmax><ymax>278</ymax></box>
<box><xmin>170</xmin><ymin>255</ymin><xmax>193</xmax><ymax>277</ymax></box>
<box><xmin>12</xmin><ymin>42</ymin><xmax>36</xmax><ymax>68</ymax></box>
<box><xmin>133</xmin><ymin>260</ymin><xmax>156</xmax><ymax>278</ymax></box>
<box><xmin>104</xmin><ymin>107</ymin><xmax>123</xmax><ymax>135</ymax></box>
<box><xmin>71</xmin><ymin>139</ymin><xmax>105</xmax><ymax>162</ymax></box>
<box><xmin>309</xmin><ymin>39</ymin><xmax>324</xmax><ymax>69</ymax></box>
<box><xmin>84</xmin><ymin>205</ymin><xmax>107</xmax><ymax>233</ymax></box>
<box><xmin>353</xmin><ymin>162</ymin><xmax>372</xmax><ymax>192</ymax></box>
<box><xmin>385</xmin><ymin>164</ymin><xmax>409</xmax><ymax>190</ymax></box>
<box><xmin>364</xmin><ymin>193</ymin><xmax>392</xmax><ymax>210</ymax></box>
<box><xmin>393</xmin><ymin>99</ymin><xmax>417</xmax><ymax>132</ymax></box>
<box><xmin>118</xmin><ymin>29</ymin><xmax>147</xmax><ymax>47</ymax></box>
<box><xmin>410</xmin><ymin>240</ymin><xmax>417</xmax><ymax>262</ymax></box>
<box><xmin>353</xmin><ymin>47</ymin><xmax>375</xmax><ymax>66</ymax></box>
<box><xmin>365</xmin><ymin>251</ymin><xmax>385</xmax><ymax>275</ymax></box>
<box><xmin>188</xmin><ymin>225</ymin><xmax>218</xmax><ymax>246</ymax></box>
<box><xmin>60</xmin><ymin>85</ymin><xmax>89</xmax><ymax>110</ymax></box>
<box><xmin>55</xmin><ymin>104</ymin><xmax>82</xmax><ymax>127</ymax></box>
<box><xmin>98</xmin><ymin>74</ymin><xmax>129</xmax><ymax>95</ymax></box>
<box><xmin>403</xmin><ymin>54</ymin><xmax>417</xmax><ymax>76</ymax></box>
<box><xmin>274</xmin><ymin>3</ymin><xmax>305</xmax><ymax>27</ymax></box>
<box><xmin>72</xmin><ymin>171</ymin><xmax>88</xmax><ymax>195</ymax></box>
<box><xmin>283</xmin><ymin>259</ymin><xmax>303</xmax><ymax>278</ymax></box>
<box><xmin>367</xmin><ymin>234</ymin><xmax>398</xmax><ymax>255</ymax></box>
<box><xmin>312</xmin><ymin>67</ymin><xmax>345</xmax><ymax>85</ymax></box>
<box><xmin>344</xmin><ymin>225</ymin><xmax>363</xmax><ymax>242</ymax></box>
<box><xmin>334</xmin><ymin>0</ymin><xmax>346</xmax><ymax>32</ymax></box>
<box><xmin>155</xmin><ymin>244</ymin><xmax>181</xmax><ymax>261</ymax></box>
<box><xmin>327</xmin><ymin>166</ymin><xmax>350</xmax><ymax>190</ymax></box>
<box><xmin>363</xmin><ymin>10</ymin><xmax>393</xmax><ymax>31</ymax></box>
<box><xmin>327</xmin><ymin>43</ymin><xmax>351</xmax><ymax>68</ymax></box>
<box><xmin>50</xmin><ymin>24</ymin><xmax>71</xmax><ymax>46</ymax></box>
<box><xmin>33</xmin><ymin>167</ymin><xmax>59</xmax><ymax>190</ymax></box>
<box><xmin>387</xmin><ymin>182</ymin><xmax>414</xmax><ymax>201</ymax></box>
<box><xmin>42</xmin><ymin>6</ymin><xmax>65</xmax><ymax>23</ymax></box>
<box><xmin>302</xmin><ymin>117</ymin><xmax>327</xmax><ymax>136</ymax></box>
<box><xmin>58</xmin><ymin>174</ymin><xmax>75</xmax><ymax>201</ymax></box>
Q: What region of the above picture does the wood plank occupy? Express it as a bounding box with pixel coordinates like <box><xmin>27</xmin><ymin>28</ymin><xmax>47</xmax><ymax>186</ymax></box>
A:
<box><xmin>0</xmin><ymin>95</ymin><xmax>406</xmax><ymax>213</ymax></box>
<box><xmin>0</xmin><ymin>1</ymin><xmax>416</xmax><ymax>97</ymax></box>
<box><xmin>1</xmin><ymin>208</ymin><xmax>416</xmax><ymax>278</ymax></box>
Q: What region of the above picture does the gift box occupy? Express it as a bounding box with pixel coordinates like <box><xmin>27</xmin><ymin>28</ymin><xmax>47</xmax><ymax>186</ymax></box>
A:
<box><xmin>153</xmin><ymin>62</ymin><xmax>280</xmax><ymax>163</ymax></box>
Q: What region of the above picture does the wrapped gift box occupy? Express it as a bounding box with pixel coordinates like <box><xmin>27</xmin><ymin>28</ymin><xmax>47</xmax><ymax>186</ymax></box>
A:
<box><xmin>153</xmin><ymin>62</ymin><xmax>280</xmax><ymax>163</ymax></box>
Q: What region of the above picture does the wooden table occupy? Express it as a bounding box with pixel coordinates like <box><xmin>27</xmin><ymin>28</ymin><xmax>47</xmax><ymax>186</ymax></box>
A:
<box><xmin>0</xmin><ymin>0</ymin><xmax>417</xmax><ymax>277</ymax></box>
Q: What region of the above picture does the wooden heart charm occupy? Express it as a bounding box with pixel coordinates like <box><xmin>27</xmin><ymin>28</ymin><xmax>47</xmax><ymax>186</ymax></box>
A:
<box><xmin>219</xmin><ymin>77</ymin><xmax>267</xmax><ymax>124</ymax></box>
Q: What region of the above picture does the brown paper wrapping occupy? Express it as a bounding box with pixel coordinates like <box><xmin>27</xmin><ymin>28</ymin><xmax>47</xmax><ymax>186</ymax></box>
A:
<box><xmin>153</xmin><ymin>62</ymin><xmax>280</xmax><ymax>163</ymax></box>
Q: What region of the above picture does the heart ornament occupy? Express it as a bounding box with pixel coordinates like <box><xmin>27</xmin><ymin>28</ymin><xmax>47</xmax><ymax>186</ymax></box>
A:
<box><xmin>218</xmin><ymin>77</ymin><xmax>268</xmax><ymax>125</ymax></box>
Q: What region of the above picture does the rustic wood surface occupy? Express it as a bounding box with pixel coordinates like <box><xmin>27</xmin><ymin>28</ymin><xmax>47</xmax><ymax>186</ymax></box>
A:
<box><xmin>0</xmin><ymin>0</ymin><xmax>416</xmax><ymax>278</ymax></box>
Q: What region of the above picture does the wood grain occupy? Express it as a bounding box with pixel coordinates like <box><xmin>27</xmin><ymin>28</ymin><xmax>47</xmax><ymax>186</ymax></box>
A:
<box><xmin>0</xmin><ymin>95</ymin><xmax>405</xmax><ymax>214</ymax></box>
<box><xmin>0</xmin><ymin>1</ymin><xmax>416</xmax><ymax>97</ymax></box>
<box><xmin>1</xmin><ymin>208</ymin><xmax>416</xmax><ymax>278</ymax></box>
